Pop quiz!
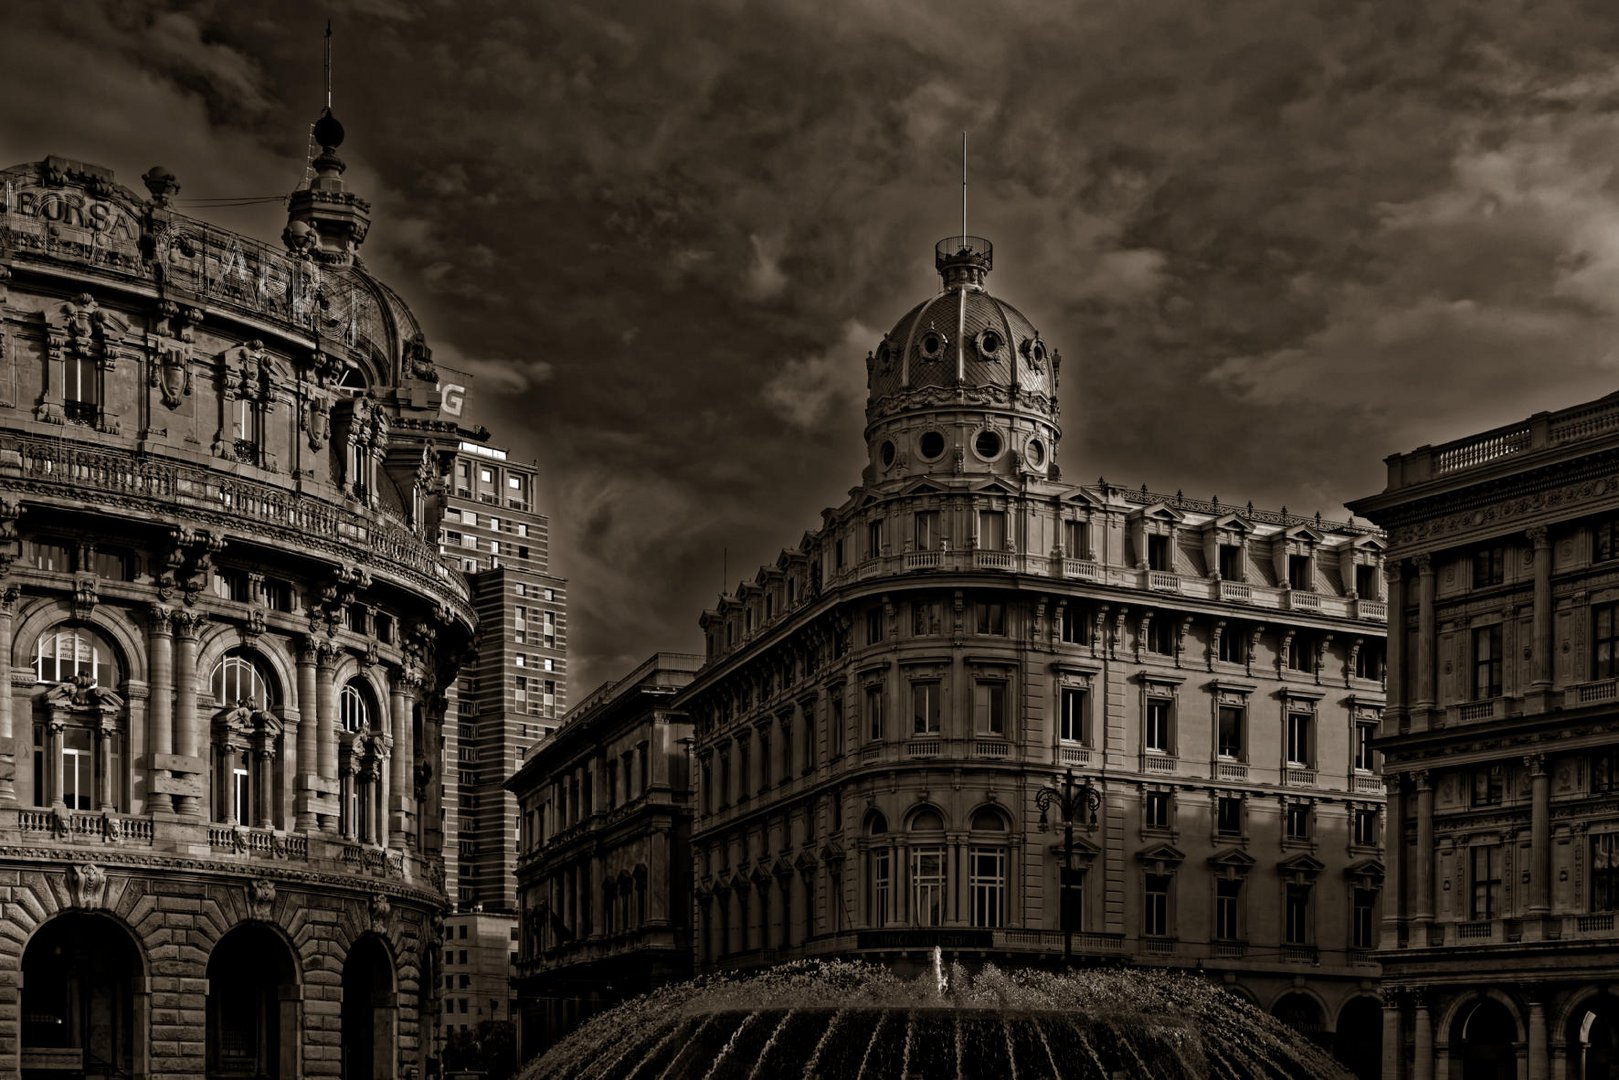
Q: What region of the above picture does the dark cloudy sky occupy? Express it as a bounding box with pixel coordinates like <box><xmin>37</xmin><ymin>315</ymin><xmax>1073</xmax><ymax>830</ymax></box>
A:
<box><xmin>8</xmin><ymin>1</ymin><xmax>1619</xmax><ymax>694</ymax></box>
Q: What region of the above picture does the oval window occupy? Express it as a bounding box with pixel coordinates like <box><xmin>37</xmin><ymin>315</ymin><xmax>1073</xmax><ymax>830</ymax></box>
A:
<box><xmin>980</xmin><ymin>330</ymin><xmax>1002</xmax><ymax>357</ymax></box>
<box><xmin>1027</xmin><ymin>439</ymin><xmax>1046</xmax><ymax>468</ymax></box>
<box><xmin>920</xmin><ymin>331</ymin><xmax>943</xmax><ymax>359</ymax></box>
<box><xmin>880</xmin><ymin>440</ymin><xmax>896</xmax><ymax>468</ymax></box>
<box><xmin>918</xmin><ymin>431</ymin><xmax>946</xmax><ymax>460</ymax></box>
<box><xmin>975</xmin><ymin>430</ymin><xmax>1003</xmax><ymax>459</ymax></box>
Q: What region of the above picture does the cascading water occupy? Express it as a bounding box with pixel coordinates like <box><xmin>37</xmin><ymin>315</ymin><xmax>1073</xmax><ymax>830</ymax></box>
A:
<box><xmin>519</xmin><ymin>960</ymin><xmax>1351</xmax><ymax>1080</ymax></box>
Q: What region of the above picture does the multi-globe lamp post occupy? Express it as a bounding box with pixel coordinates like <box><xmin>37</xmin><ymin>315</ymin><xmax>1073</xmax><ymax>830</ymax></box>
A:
<box><xmin>1035</xmin><ymin>768</ymin><xmax>1102</xmax><ymax>966</ymax></box>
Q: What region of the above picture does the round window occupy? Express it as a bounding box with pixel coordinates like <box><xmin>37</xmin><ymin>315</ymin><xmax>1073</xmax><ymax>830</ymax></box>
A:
<box><xmin>920</xmin><ymin>331</ymin><xmax>944</xmax><ymax>360</ymax></box>
<box><xmin>979</xmin><ymin>330</ymin><xmax>1003</xmax><ymax>357</ymax></box>
<box><xmin>975</xmin><ymin>430</ymin><xmax>1003</xmax><ymax>459</ymax></box>
<box><xmin>880</xmin><ymin>440</ymin><xmax>896</xmax><ymax>468</ymax></box>
<box><xmin>1027</xmin><ymin>439</ymin><xmax>1046</xmax><ymax>468</ymax></box>
<box><xmin>918</xmin><ymin>431</ymin><xmax>946</xmax><ymax>460</ymax></box>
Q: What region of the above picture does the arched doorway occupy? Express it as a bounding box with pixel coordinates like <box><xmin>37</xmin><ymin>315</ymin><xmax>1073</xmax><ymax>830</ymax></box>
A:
<box><xmin>1335</xmin><ymin>996</ymin><xmax>1383</xmax><ymax>1080</ymax></box>
<box><xmin>207</xmin><ymin>923</ymin><xmax>301</xmax><ymax>1079</ymax></box>
<box><xmin>341</xmin><ymin>933</ymin><xmax>397</xmax><ymax>1080</ymax></box>
<box><xmin>21</xmin><ymin>912</ymin><xmax>146</xmax><ymax>1080</ymax></box>
<box><xmin>1273</xmin><ymin>992</ymin><xmax>1329</xmax><ymax>1050</ymax></box>
<box><xmin>1568</xmin><ymin>994</ymin><xmax>1619</xmax><ymax>1080</ymax></box>
<box><xmin>1454</xmin><ymin>998</ymin><xmax>1518</xmax><ymax>1080</ymax></box>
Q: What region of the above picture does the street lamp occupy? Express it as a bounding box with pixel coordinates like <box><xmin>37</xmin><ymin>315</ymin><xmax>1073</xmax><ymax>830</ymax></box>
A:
<box><xmin>1035</xmin><ymin>768</ymin><xmax>1102</xmax><ymax>966</ymax></box>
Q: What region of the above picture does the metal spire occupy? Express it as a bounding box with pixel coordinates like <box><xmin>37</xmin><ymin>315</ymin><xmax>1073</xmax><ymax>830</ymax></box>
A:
<box><xmin>324</xmin><ymin>20</ymin><xmax>333</xmax><ymax>110</ymax></box>
<box><xmin>960</xmin><ymin>130</ymin><xmax>967</xmax><ymax>250</ymax></box>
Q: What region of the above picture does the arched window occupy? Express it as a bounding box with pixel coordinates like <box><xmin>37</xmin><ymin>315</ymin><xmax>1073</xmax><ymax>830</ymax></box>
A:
<box><xmin>34</xmin><ymin>626</ymin><xmax>118</xmax><ymax>687</ymax></box>
<box><xmin>865</xmin><ymin>810</ymin><xmax>891</xmax><ymax>928</ymax></box>
<box><xmin>31</xmin><ymin>626</ymin><xmax>126</xmax><ymax>812</ymax></box>
<box><xmin>969</xmin><ymin>806</ymin><xmax>1011</xmax><ymax>928</ymax></box>
<box><xmin>909</xmin><ymin>806</ymin><xmax>946</xmax><ymax>927</ymax></box>
<box><xmin>340</xmin><ymin>682</ymin><xmax>371</xmax><ymax>733</ymax></box>
<box><xmin>212</xmin><ymin>653</ymin><xmax>273</xmax><ymax>709</ymax></box>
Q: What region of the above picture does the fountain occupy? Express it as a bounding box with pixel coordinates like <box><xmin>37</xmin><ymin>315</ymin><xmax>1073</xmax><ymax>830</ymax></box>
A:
<box><xmin>518</xmin><ymin>959</ymin><xmax>1351</xmax><ymax>1079</ymax></box>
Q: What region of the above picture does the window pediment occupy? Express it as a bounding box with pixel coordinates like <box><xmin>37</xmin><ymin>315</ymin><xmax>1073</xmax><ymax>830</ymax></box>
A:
<box><xmin>1345</xmin><ymin>858</ymin><xmax>1386</xmax><ymax>888</ymax></box>
<box><xmin>1278</xmin><ymin>853</ymin><xmax>1325</xmax><ymax>882</ymax></box>
<box><xmin>1136</xmin><ymin>843</ymin><xmax>1185</xmax><ymax>874</ymax></box>
<box><xmin>1209</xmin><ymin>848</ymin><xmax>1257</xmax><ymax>877</ymax></box>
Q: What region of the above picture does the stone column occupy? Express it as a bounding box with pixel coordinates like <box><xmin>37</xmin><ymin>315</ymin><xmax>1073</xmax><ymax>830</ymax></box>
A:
<box><xmin>46</xmin><ymin>717</ymin><xmax>65</xmax><ymax>807</ymax></box>
<box><xmin>388</xmin><ymin>675</ymin><xmax>414</xmax><ymax>848</ymax></box>
<box><xmin>254</xmin><ymin>747</ymin><xmax>274</xmax><ymax>829</ymax></box>
<box><xmin>1382</xmin><ymin>988</ymin><xmax>1403</xmax><ymax>1080</ymax></box>
<box><xmin>173</xmin><ymin>612</ymin><xmax>204</xmax><ymax>817</ymax></box>
<box><xmin>316</xmin><ymin>645</ymin><xmax>338</xmax><ymax>834</ymax></box>
<box><xmin>1413</xmin><ymin>989</ymin><xmax>1434</xmax><ymax>1080</ymax></box>
<box><xmin>294</xmin><ymin>642</ymin><xmax>319</xmax><ymax>832</ymax></box>
<box><xmin>1384</xmin><ymin>776</ymin><xmax>1405</xmax><ymax>942</ymax></box>
<box><xmin>146</xmin><ymin>606</ymin><xmax>174</xmax><ymax>814</ymax></box>
<box><xmin>95</xmin><ymin>720</ymin><xmax>114</xmax><ymax>810</ymax></box>
<box><xmin>0</xmin><ymin>587</ymin><xmax>19</xmax><ymax>804</ymax></box>
<box><xmin>1529</xmin><ymin>997</ymin><xmax>1547</xmax><ymax>1080</ymax></box>
<box><xmin>376</xmin><ymin>750</ymin><xmax>390</xmax><ymax>849</ymax></box>
<box><xmin>1385</xmin><ymin>562</ymin><xmax>1405</xmax><ymax>711</ymax></box>
<box><xmin>1416</xmin><ymin>554</ymin><xmax>1436</xmax><ymax>718</ymax></box>
<box><xmin>278</xmin><ymin>714</ymin><xmax>298</xmax><ymax>831</ymax></box>
<box><xmin>1528</xmin><ymin>527</ymin><xmax>1553</xmax><ymax>691</ymax></box>
<box><xmin>1528</xmin><ymin>755</ymin><xmax>1550</xmax><ymax>915</ymax></box>
<box><xmin>1414</xmin><ymin>771</ymin><xmax>1434</xmax><ymax>940</ymax></box>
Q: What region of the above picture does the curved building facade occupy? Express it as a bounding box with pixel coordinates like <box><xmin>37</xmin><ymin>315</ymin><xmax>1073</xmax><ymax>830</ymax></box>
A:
<box><xmin>0</xmin><ymin>131</ymin><xmax>473</xmax><ymax>1078</ymax></box>
<box><xmin>659</xmin><ymin>239</ymin><xmax>1391</xmax><ymax>1074</ymax></box>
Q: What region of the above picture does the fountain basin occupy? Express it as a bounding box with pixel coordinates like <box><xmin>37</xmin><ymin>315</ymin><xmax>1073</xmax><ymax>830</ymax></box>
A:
<box><xmin>520</xmin><ymin>960</ymin><xmax>1350</xmax><ymax>1079</ymax></box>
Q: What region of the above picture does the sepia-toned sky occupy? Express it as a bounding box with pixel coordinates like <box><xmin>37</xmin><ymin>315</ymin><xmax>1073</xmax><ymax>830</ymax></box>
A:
<box><xmin>7</xmin><ymin>1</ymin><xmax>1619</xmax><ymax>694</ymax></box>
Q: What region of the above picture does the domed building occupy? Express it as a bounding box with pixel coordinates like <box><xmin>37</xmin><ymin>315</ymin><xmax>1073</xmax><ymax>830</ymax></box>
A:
<box><xmin>0</xmin><ymin>104</ymin><xmax>472</xmax><ymax>1079</ymax></box>
<box><xmin>657</xmin><ymin>237</ymin><xmax>1393</xmax><ymax>1073</ymax></box>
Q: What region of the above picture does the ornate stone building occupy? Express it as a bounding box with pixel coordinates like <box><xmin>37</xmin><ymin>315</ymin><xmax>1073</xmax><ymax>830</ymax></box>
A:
<box><xmin>0</xmin><ymin>111</ymin><xmax>472</xmax><ymax>1079</ymax></box>
<box><xmin>509</xmin><ymin>652</ymin><xmax>699</xmax><ymax>1061</ymax></box>
<box><xmin>1350</xmin><ymin>396</ymin><xmax>1619</xmax><ymax>1080</ymax></box>
<box><xmin>677</xmin><ymin>238</ymin><xmax>1390</xmax><ymax>1076</ymax></box>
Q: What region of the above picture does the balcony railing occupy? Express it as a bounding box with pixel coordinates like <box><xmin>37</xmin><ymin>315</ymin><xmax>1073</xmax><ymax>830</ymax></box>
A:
<box><xmin>974</xmin><ymin>739</ymin><xmax>1010</xmax><ymax>759</ymax></box>
<box><xmin>63</xmin><ymin>400</ymin><xmax>100</xmax><ymax>426</ymax></box>
<box><xmin>1354</xmin><ymin>598</ymin><xmax>1387</xmax><ymax>621</ymax></box>
<box><xmin>1571</xmin><ymin>680</ymin><xmax>1619</xmax><ymax>708</ymax></box>
<box><xmin>1212</xmin><ymin>940</ymin><xmax>1247</xmax><ymax>958</ymax></box>
<box><xmin>1142</xmin><ymin>937</ymin><xmax>1178</xmax><ymax>956</ymax></box>
<box><xmin>906</xmin><ymin>739</ymin><xmax>941</xmax><ymax>758</ymax></box>
<box><xmin>975</xmin><ymin>550</ymin><xmax>1014</xmax><ymax>571</ymax></box>
<box><xmin>1353</xmin><ymin>773</ymin><xmax>1385</xmax><ymax>795</ymax></box>
<box><xmin>1060</xmin><ymin>745</ymin><xmax>1092</xmax><ymax>767</ymax></box>
<box><xmin>12</xmin><ymin>435</ymin><xmax>469</xmax><ymax>608</ymax></box>
<box><xmin>207</xmin><ymin>824</ymin><xmax>310</xmax><ymax>859</ymax></box>
<box><xmin>904</xmin><ymin>550</ymin><xmax>941</xmax><ymax>571</ymax></box>
<box><xmin>17</xmin><ymin>808</ymin><xmax>153</xmax><ymax>843</ymax></box>
<box><xmin>1217</xmin><ymin>580</ymin><xmax>1252</xmax><ymax>602</ymax></box>
<box><xmin>1281</xmin><ymin>944</ymin><xmax>1319</xmax><ymax>963</ymax></box>
<box><xmin>1143</xmin><ymin>754</ymin><xmax>1176</xmax><ymax>774</ymax></box>
<box><xmin>1577</xmin><ymin>913</ymin><xmax>1616</xmax><ymax>934</ymax></box>
<box><xmin>1061</xmin><ymin>558</ymin><xmax>1100</xmax><ymax>580</ymax></box>
<box><xmin>1285</xmin><ymin>767</ymin><xmax>1317</xmax><ymax>787</ymax></box>
<box><xmin>1457</xmin><ymin>698</ymin><xmax>1503</xmax><ymax>722</ymax></box>
<box><xmin>1146</xmin><ymin>570</ymin><xmax>1181</xmax><ymax>593</ymax></box>
<box><xmin>1284</xmin><ymin>589</ymin><xmax>1321</xmax><ymax>611</ymax></box>
<box><xmin>1215</xmin><ymin>760</ymin><xmax>1248</xmax><ymax>782</ymax></box>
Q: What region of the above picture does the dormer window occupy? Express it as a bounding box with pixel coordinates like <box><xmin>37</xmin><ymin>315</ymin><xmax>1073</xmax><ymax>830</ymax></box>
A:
<box><xmin>1148</xmin><ymin>534</ymin><xmax>1172</xmax><ymax>572</ymax></box>
<box><xmin>1355</xmin><ymin>563</ymin><xmax>1379</xmax><ymax>598</ymax></box>
<box><xmin>1218</xmin><ymin>543</ymin><xmax>1243</xmax><ymax>580</ymax></box>
<box><xmin>1288</xmin><ymin>553</ymin><xmax>1313</xmax><ymax>591</ymax></box>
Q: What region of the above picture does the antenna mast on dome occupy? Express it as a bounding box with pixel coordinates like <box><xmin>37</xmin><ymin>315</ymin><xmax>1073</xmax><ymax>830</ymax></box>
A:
<box><xmin>324</xmin><ymin>19</ymin><xmax>333</xmax><ymax>110</ymax></box>
<box><xmin>951</xmin><ymin>131</ymin><xmax>964</xmax><ymax>249</ymax></box>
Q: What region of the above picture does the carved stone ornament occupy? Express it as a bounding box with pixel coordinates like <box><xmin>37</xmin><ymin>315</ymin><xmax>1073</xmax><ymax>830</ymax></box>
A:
<box><xmin>369</xmin><ymin>891</ymin><xmax>392</xmax><ymax>933</ymax></box>
<box><xmin>69</xmin><ymin>862</ymin><xmax>108</xmax><ymax>909</ymax></box>
<box><xmin>150</xmin><ymin>343</ymin><xmax>191</xmax><ymax>408</ymax></box>
<box><xmin>248</xmin><ymin>877</ymin><xmax>276</xmax><ymax>920</ymax></box>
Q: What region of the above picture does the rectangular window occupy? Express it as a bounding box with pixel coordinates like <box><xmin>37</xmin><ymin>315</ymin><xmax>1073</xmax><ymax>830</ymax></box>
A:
<box><xmin>1218</xmin><ymin>543</ymin><xmax>1243</xmax><ymax>581</ymax></box>
<box><xmin>1288</xmin><ymin>635</ymin><xmax>1314</xmax><ymax>673</ymax></box>
<box><xmin>1217</xmin><ymin>705</ymin><xmax>1244</xmax><ymax>760</ymax></box>
<box><xmin>870</xmin><ymin>849</ymin><xmax>891</xmax><ymax>926</ymax></box>
<box><xmin>867</xmin><ymin>520</ymin><xmax>884</xmax><ymax>560</ymax></box>
<box><xmin>1595</xmin><ymin>749</ymin><xmax>1619</xmax><ymax>794</ymax></box>
<box><xmin>911</xmin><ymin>682</ymin><xmax>940</xmax><ymax>735</ymax></box>
<box><xmin>1288</xmin><ymin>553</ymin><xmax>1313</xmax><ymax>591</ymax></box>
<box><xmin>1471</xmin><ymin>763</ymin><xmax>1505</xmax><ymax>806</ymax></box>
<box><xmin>973</xmin><ymin>681</ymin><xmax>1006</xmax><ymax>736</ymax></box>
<box><xmin>1060</xmin><ymin>687</ymin><xmax>1087</xmax><ymax>744</ymax></box>
<box><xmin>865</xmin><ymin>607</ymin><xmax>885</xmax><ymax>645</ymax></box>
<box><xmin>1216</xmin><ymin>796</ymin><xmax>1243</xmax><ymax>837</ymax></box>
<box><xmin>865</xmin><ymin>687</ymin><xmax>884</xmax><ymax>742</ymax></box>
<box><xmin>1354</xmin><ymin>723</ymin><xmax>1377</xmax><ymax>773</ymax></box>
<box><xmin>976</xmin><ymin>602</ymin><xmax>1006</xmax><ymax>636</ymax></box>
<box><xmin>1593</xmin><ymin>834</ymin><xmax>1619</xmax><ymax>913</ymax></box>
<box><xmin>834</xmin><ymin>537</ymin><xmax>846</xmax><ymax>570</ymax></box>
<box><xmin>1597</xmin><ymin>604</ymin><xmax>1619</xmax><ymax>680</ymax></box>
<box><xmin>1146</xmin><ymin>616</ymin><xmax>1175</xmax><ymax>656</ymax></box>
<box><xmin>829</xmin><ymin>696</ymin><xmax>844</xmax><ymax>758</ymax></box>
<box><xmin>92</xmin><ymin>549</ymin><xmax>130</xmax><ymax>580</ymax></box>
<box><xmin>1061</xmin><ymin>867</ymin><xmax>1084</xmax><ymax>934</ymax></box>
<box><xmin>1147</xmin><ymin>534</ymin><xmax>1171</xmax><ymax>572</ymax></box>
<box><xmin>1355</xmin><ymin>642</ymin><xmax>1384</xmax><ymax>681</ymax></box>
<box><xmin>1064</xmin><ymin>520</ymin><xmax>1087</xmax><ymax>558</ymax></box>
<box><xmin>914</xmin><ymin>510</ymin><xmax>939</xmax><ymax>552</ymax></box>
<box><xmin>26</xmin><ymin>539</ymin><xmax>71</xmax><ymax>573</ymax></box>
<box><xmin>1471</xmin><ymin>845</ymin><xmax>1502</xmax><ymax>920</ymax></box>
<box><xmin>1144</xmin><ymin>790</ymin><xmax>1171</xmax><ymax>829</ymax></box>
<box><xmin>1353</xmin><ymin>888</ymin><xmax>1377</xmax><ymax>949</ymax></box>
<box><xmin>1355</xmin><ymin>563</ymin><xmax>1379</xmax><ymax>599</ymax></box>
<box><xmin>1145</xmin><ymin>697</ymin><xmax>1172</xmax><ymax>754</ymax></box>
<box><xmin>1144</xmin><ymin>874</ymin><xmax>1171</xmax><ymax>937</ymax></box>
<box><xmin>1473</xmin><ymin>625</ymin><xmax>1503</xmax><ymax>699</ymax></box>
<box><xmin>1599</xmin><ymin>519</ymin><xmax>1619</xmax><ymax>563</ymax></box>
<box><xmin>911</xmin><ymin>600</ymin><xmax>941</xmax><ymax>636</ymax></box>
<box><xmin>1285</xmin><ymin>803</ymin><xmax>1311</xmax><ymax>840</ymax></box>
<box><xmin>911</xmin><ymin>847</ymin><xmax>946</xmax><ymax>927</ymax></box>
<box><xmin>1286</xmin><ymin>712</ymin><xmax>1312</xmax><ymax>767</ymax></box>
<box><xmin>968</xmin><ymin>847</ymin><xmax>1006</xmax><ymax>928</ymax></box>
<box><xmin>1285</xmin><ymin>884</ymin><xmax>1311</xmax><ymax>944</ymax></box>
<box><xmin>1473</xmin><ymin>544</ymin><xmax>1507</xmax><ymax>588</ymax></box>
<box><xmin>1353</xmin><ymin>808</ymin><xmax>1379</xmax><ymax>847</ymax></box>
<box><xmin>1059</xmin><ymin>604</ymin><xmax>1088</xmax><ymax>645</ymax></box>
<box><xmin>1215</xmin><ymin>879</ymin><xmax>1241</xmax><ymax>940</ymax></box>
<box><xmin>979</xmin><ymin>510</ymin><xmax>1007</xmax><ymax>551</ymax></box>
<box><xmin>1217</xmin><ymin>626</ymin><xmax>1246</xmax><ymax>664</ymax></box>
